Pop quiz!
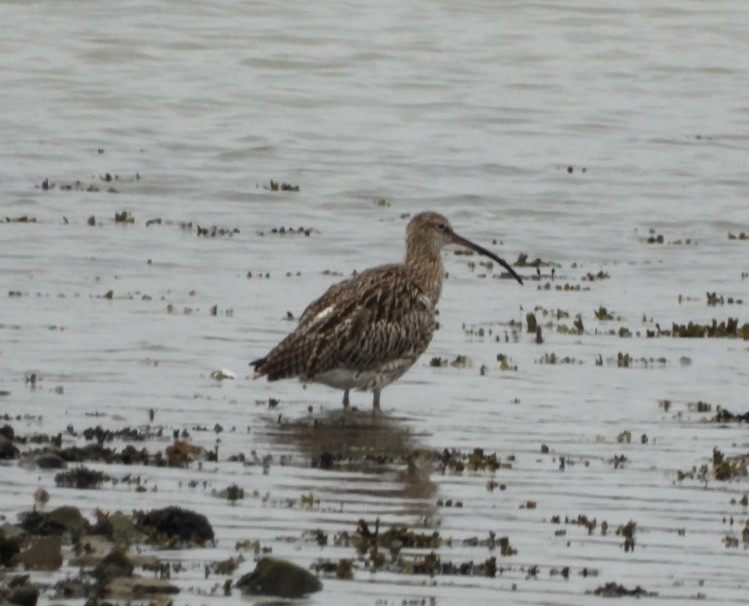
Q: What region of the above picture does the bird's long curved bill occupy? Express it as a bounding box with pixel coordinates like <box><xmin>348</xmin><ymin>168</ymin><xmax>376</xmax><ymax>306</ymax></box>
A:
<box><xmin>451</xmin><ymin>231</ymin><xmax>523</xmax><ymax>285</ymax></box>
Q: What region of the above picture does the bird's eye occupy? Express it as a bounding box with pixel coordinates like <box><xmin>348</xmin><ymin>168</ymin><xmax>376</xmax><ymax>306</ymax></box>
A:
<box><xmin>437</xmin><ymin>223</ymin><xmax>447</xmax><ymax>232</ymax></box>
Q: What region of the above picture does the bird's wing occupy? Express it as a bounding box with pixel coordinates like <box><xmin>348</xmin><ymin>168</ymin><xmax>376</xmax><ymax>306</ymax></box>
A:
<box><xmin>297</xmin><ymin>263</ymin><xmax>400</xmax><ymax>327</ymax></box>
<box><xmin>297</xmin><ymin>274</ymin><xmax>359</xmax><ymax>327</ymax></box>
<box><xmin>252</xmin><ymin>265</ymin><xmax>435</xmax><ymax>381</ymax></box>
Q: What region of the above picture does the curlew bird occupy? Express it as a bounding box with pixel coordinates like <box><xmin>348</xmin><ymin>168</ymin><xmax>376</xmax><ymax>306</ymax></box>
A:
<box><xmin>251</xmin><ymin>211</ymin><xmax>523</xmax><ymax>413</ymax></box>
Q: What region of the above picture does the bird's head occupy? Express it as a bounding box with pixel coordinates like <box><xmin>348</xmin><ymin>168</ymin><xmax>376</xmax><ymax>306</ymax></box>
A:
<box><xmin>405</xmin><ymin>211</ymin><xmax>523</xmax><ymax>285</ymax></box>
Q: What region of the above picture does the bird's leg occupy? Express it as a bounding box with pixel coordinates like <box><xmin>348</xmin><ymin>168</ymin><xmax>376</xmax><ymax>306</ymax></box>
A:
<box><xmin>342</xmin><ymin>389</ymin><xmax>350</xmax><ymax>409</ymax></box>
<box><xmin>372</xmin><ymin>388</ymin><xmax>382</xmax><ymax>415</ymax></box>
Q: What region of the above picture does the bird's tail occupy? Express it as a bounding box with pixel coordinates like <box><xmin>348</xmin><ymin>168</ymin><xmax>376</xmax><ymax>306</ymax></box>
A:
<box><xmin>249</xmin><ymin>357</ymin><xmax>267</xmax><ymax>379</ymax></box>
<box><xmin>250</xmin><ymin>334</ymin><xmax>316</xmax><ymax>381</ymax></box>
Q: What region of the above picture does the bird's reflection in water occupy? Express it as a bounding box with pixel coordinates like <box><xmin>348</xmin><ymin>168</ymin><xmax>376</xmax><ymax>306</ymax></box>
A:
<box><xmin>261</xmin><ymin>407</ymin><xmax>437</xmax><ymax>519</ymax></box>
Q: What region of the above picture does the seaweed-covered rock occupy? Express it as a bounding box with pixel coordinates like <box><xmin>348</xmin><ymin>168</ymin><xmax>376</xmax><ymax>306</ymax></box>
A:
<box><xmin>104</xmin><ymin>577</ymin><xmax>179</xmax><ymax>601</ymax></box>
<box><xmin>20</xmin><ymin>506</ymin><xmax>90</xmax><ymax>539</ymax></box>
<box><xmin>92</xmin><ymin>549</ymin><xmax>134</xmax><ymax>585</ymax></box>
<box><xmin>71</xmin><ymin>535</ymin><xmax>116</xmax><ymax>567</ymax></box>
<box><xmin>137</xmin><ymin>507</ymin><xmax>214</xmax><ymax>545</ymax></box>
<box><xmin>714</xmin><ymin>407</ymin><xmax>749</xmax><ymax>423</ymax></box>
<box><xmin>104</xmin><ymin>577</ymin><xmax>179</xmax><ymax>598</ymax></box>
<box><xmin>55</xmin><ymin>466</ymin><xmax>110</xmax><ymax>489</ymax></box>
<box><xmin>17</xmin><ymin>536</ymin><xmax>63</xmax><ymax>571</ymax></box>
<box><xmin>592</xmin><ymin>582</ymin><xmax>657</xmax><ymax>597</ymax></box>
<box><xmin>51</xmin><ymin>576</ymin><xmax>95</xmax><ymax>601</ymax></box>
<box><xmin>236</xmin><ymin>557</ymin><xmax>322</xmax><ymax>598</ymax></box>
<box><xmin>92</xmin><ymin>511</ymin><xmax>137</xmax><ymax>545</ymax></box>
<box><xmin>58</xmin><ymin>443</ymin><xmax>116</xmax><ymax>463</ymax></box>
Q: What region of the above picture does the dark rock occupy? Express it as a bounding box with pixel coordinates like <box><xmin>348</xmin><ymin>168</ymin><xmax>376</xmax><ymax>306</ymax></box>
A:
<box><xmin>0</xmin><ymin>434</ymin><xmax>19</xmax><ymax>459</ymax></box>
<box><xmin>92</xmin><ymin>549</ymin><xmax>134</xmax><ymax>584</ymax></box>
<box><xmin>319</xmin><ymin>451</ymin><xmax>334</xmax><ymax>470</ymax></box>
<box><xmin>35</xmin><ymin>454</ymin><xmax>67</xmax><ymax>469</ymax></box>
<box><xmin>17</xmin><ymin>536</ymin><xmax>63</xmax><ymax>571</ymax></box>
<box><xmin>236</xmin><ymin>557</ymin><xmax>322</xmax><ymax>598</ymax></box>
<box><xmin>0</xmin><ymin>576</ymin><xmax>39</xmax><ymax>606</ymax></box>
<box><xmin>8</xmin><ymin>584</ymin><xmax>40</xmax><ymax>606</ymax></box>
<box><xmin>224</xmin><ymin>484</ymin><xmax>244</xmax><ymax>501</ymax></box>
<box><xmin>20</xmin><ymin>505</ymin><xmax>90</xmax><ymax>538</ymax></box>
<box><xmin>7</xmin><ymin>574</ymin><xmax>30</xmax><ymax>589</ymax></box>
<box><xmin>137</xmin><ymin>507</ymin><xmax>214</xmax><ymax>544</ymax></box>
<box><xmin>0</xmin><ymin>530</ymin><xmax>22</xmax><ymax>566</ymax></box>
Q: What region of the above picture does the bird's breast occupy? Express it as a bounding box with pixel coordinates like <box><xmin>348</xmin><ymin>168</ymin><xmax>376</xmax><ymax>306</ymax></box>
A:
<box><xmin>308</xmin><ymin>356</ymin><xmax>419</xmax><ymax>392</ymax></box>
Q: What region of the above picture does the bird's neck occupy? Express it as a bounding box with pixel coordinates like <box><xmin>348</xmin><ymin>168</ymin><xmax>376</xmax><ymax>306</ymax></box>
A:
<box><xmin>403</xmin><ymin>247</ymin><xmax>444</xmax><ymax>307</ymax></box>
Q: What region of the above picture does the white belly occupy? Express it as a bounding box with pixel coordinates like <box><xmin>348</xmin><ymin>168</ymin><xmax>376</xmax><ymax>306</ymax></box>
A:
<box><xmin>309</xmin><ymin>358</ymin><xmax>416</xmax><ymax>392</ymax></box>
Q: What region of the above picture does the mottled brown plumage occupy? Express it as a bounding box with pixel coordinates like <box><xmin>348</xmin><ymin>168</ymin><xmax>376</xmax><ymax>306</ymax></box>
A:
<box><xmin>251</xmin><ymin>211</ymin><xmax>522</xmax><ymax>412</ymax></box>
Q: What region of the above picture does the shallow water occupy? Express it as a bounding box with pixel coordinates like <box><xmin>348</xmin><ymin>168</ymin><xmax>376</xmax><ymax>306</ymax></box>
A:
<box><xmin>1</xmin><ymin>0</ymin><xmax>749</xmax><ymax>604</ymax></box>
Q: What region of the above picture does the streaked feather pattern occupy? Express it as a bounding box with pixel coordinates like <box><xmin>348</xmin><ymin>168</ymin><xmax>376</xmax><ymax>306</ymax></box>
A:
<box><xmin>251</xmin><ymin>263</ymin><xmax>437</xmax><ymax>384</ymax></box>
<box><xmin>250</xmin><ymin>211</ymin><xmax>522</xmax><ymax>411</ymax></box>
